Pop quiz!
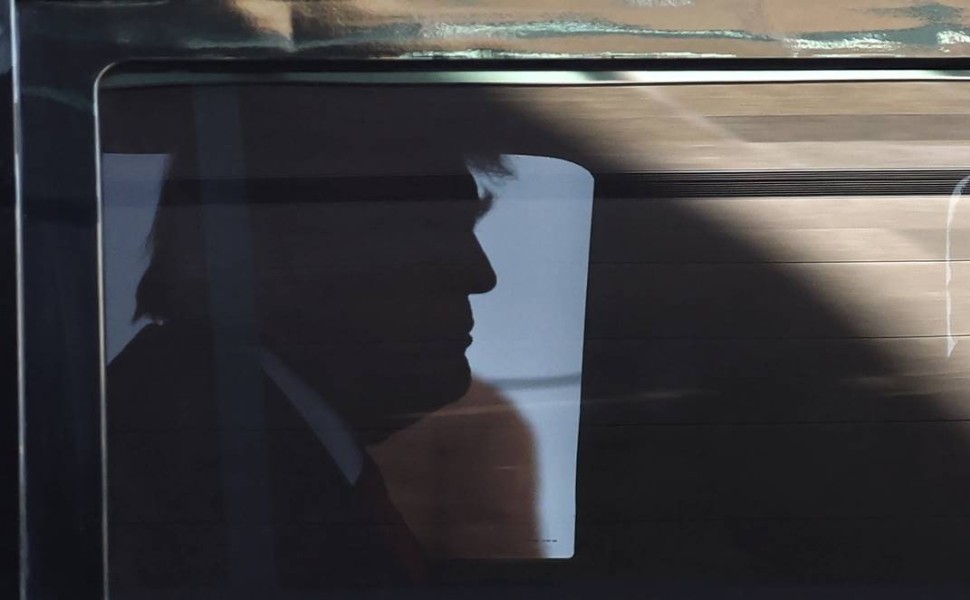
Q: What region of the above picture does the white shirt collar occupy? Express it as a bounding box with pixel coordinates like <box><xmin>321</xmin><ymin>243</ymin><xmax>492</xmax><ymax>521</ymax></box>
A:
<box><xmin>259</xmin><ymin>349</ymin><xmax>364</xmax><ymax>484</ymax></box>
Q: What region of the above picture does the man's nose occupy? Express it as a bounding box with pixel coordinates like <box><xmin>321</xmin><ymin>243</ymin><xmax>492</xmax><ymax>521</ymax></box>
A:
<box><xmin>461</xmin><ymin>236</ymin><xmax>497</xmax><ymax>295</ymax></box>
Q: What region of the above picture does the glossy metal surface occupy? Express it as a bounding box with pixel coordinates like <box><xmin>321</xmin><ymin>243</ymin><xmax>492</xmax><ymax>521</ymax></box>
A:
<box><xmin>0</xmin><ymin>2</ymin><xmax>16</xmax><ymax>600</ymax></box>
<box><xmin>16</xmin><ymin>0</ymin><xmax>970</xmax><ymax>59</ymax></box>
<box><xmin>14</xmin><ymin>0</ymin><xmax>970</xmax><ymax>599</ymax></box>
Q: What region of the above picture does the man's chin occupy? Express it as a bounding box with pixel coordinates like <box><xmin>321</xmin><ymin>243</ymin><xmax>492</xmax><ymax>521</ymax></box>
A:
<box><xmin>347</xmin><ymin>356</ymin><xmax>473</xmax><ymax>441</ymax></box>
<box><xmin>265</xmin><ymin>346</ymin><xmax>474</xmax><ymax>439</ymax></box>
<box><xmin>382</xmin><ymin>356</ymin><xmax>473</xmax><ymax>413</ymax></box>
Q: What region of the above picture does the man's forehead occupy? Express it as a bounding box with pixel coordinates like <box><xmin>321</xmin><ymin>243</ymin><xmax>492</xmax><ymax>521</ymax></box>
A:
<box><xmin>248</xmin><ymin>153</ymin><xmax>472</xmax><ymax>179</ymax></box>
<box><xmin>244</xmin><ymin>173</ymin><xmax>482</xmax><ymax>204</ymax></box>
<box><xmin>168</xmin><ymin>146</ymin><xmax>474</xmax><ymax>181</ymax></box>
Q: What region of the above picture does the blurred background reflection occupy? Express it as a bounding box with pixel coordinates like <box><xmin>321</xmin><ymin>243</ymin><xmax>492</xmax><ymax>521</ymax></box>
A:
<box><xmin>99</xmin><ymin>75</ymin><xmax>970</xmax><ymax>592</ymax></box>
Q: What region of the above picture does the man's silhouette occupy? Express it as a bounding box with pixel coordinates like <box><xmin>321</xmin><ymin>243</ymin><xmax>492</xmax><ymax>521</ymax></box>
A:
<box><xmin>106</xmin><ymin>97</ymin><xmax>501</xmax><ymax>591</ymax></box>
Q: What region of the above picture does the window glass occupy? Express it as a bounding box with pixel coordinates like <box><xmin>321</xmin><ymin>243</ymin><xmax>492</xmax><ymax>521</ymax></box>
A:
<box><xmin>100</xmin><ymin>72</ymin><xmax>970</xmax><ymax>596</ymax></box>
<box><xmin>100</xmin><ymin>81</ymin><xmax>592</xmax><ymax>595</ymax></box>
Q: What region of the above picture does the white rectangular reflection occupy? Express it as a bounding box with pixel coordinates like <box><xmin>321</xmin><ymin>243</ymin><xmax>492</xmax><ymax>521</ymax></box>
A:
<box><xmin>469</xmin><ymin>155</ymin><xmax>594</xmax><ymax>558</ymax></box>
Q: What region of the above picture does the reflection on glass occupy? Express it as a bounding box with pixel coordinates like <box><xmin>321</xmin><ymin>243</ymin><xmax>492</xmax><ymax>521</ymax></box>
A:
<box><xmin>100</xmin><ymin>73</ymin><xmax>970</xmax><ymax>593</ymax></box>
<box><xmin>101</xmin><ymin>83</ymin><xmax>591</xmax><ymax>595</ymax></box>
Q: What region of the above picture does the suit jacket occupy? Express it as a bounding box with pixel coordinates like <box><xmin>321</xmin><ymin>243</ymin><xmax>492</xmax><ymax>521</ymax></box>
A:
<box><xmin>107</xmin><ymin>323</ymin><xmax>423</xmax><ymax>593</ymax></box>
